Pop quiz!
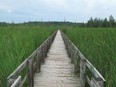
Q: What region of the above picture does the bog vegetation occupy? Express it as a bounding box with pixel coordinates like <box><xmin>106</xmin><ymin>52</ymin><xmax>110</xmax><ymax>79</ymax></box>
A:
<box><xmin>0</xmin><ymin>24</ymin><xmax>56</xmax><ymax>87</ymax></box>
<box><xmin>63</xmin><ymin>27</ymin><xmax>116</xmax><ymax>87</ymax></box>
<box><xmin>0</xmin><ymin>19</ymin><xmax>116</xmax><ymax>87</ymax></box>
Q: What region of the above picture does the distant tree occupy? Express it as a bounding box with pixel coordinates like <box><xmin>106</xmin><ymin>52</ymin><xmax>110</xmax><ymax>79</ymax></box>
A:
<box><xmin>93</xmin><ymin>17</ymin><xmax>99</xmax><ymax>27</ymax></box>
<box><xmin>87</xmin><ymin>17</ymin><xmax>94</xmax><ymax>27</ymax></box>
<box><xmin>109</xmin><ymin>15</ymin><xmax>115</xmax><ymax>27</ymax></box>
<box><xmin>114</xmin><ymin>20</ymin><xmax>116</xmax><ymax>27</ymax></box>
<box><xmin>84</xmin><ymin>15</ymin><xmax>116</xmax><ymax>28</ymax></box>
<box><xmin>103</xmin><ymin>18</ymin><xmax>108</xmax><ymax>27</ymax></box>
<box><xmin>98</xmin><ymin>18</ymin><xmax>104</xmax><ymax>27</ymax></box>
<box><xmin>0</xmin><ymin>22</ymin><xmax>7</xmax><ymax>26</ymax></box>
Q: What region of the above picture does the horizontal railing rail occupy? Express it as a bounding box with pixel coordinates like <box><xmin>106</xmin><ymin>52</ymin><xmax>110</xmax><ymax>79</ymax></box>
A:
<box><xmin>60</xmin><ymin>30</ymin><xmax>106</xmax><ymax>87</ymax></box>
<box><xmin>7</xmin><ymin>30</ymin><xmax>57</xmax><ymax>87</ymax></box>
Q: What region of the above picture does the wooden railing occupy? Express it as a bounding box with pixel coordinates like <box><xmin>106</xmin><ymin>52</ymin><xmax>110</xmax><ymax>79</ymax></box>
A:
<box><xmin>7</xmin><ymin>31</ymin><xmax>57</xmax><ymax>87</ymax></box>
<box><xmin>61</xmin><ymin>30</ymin><xmax>106</xmax><ymax>87</ymax></box>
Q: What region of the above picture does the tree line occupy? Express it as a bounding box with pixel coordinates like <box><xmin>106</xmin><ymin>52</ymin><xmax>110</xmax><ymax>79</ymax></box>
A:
<box><xmin>0</xmin><ymin>15</ymin><xmax>116</xmax><ymax>28</ymax></box>
<box><xmin>79</xmin><ymin>15</ymin><xmax>116</xmax><ymax>28</ymax></box>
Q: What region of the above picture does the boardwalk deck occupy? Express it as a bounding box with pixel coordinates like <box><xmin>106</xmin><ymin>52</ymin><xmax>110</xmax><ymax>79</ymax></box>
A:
<box><xmin>34</xmin><ymin>30</ymin><xmax>82</xmax><ymax>87</ymax></box>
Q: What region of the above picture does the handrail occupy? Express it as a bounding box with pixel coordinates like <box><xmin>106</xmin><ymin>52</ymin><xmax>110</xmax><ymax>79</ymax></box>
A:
<box><xmin>11</xmin><ymin>76</ymin><xmax>21</xmax><ymax>87</ymax></box>
<box><xmin>7</xmin><ymin>30</ymin><xmax>57</xmax><ymax>87</ymax></box>
<box><xmin>60</xmin><ymin>30</ymin><xmax>106</xmax><ymax>87</ymax></box>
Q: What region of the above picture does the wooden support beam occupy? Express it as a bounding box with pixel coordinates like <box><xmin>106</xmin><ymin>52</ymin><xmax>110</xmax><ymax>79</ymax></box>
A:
<box><xmin>28</xmin><ymin>59</ymin><xmax>34</xmax><ymax>87</ymax></box>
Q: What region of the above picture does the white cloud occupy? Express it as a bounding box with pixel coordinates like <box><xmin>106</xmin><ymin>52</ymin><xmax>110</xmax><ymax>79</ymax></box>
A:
<box><xmin>7</xmin><ymin>9</ymin><xmax>13</xmax><ymax>13</ymax></box>
<box><xmin>41</xmin><ymin>0</ymin><xmax>68</xmax><ymax>7</ymax></box>
<box><xmin>0</xmin><ymin>2</ymin><xmax>14</xmax><ymax>13</ymax></box>
<box><xmin>98</xmin><ymin>0</ymin><xmax>116</xmax><ymax>6</ymax></box>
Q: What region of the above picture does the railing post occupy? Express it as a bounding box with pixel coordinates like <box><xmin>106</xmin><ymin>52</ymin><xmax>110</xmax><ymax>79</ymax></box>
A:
<box><xmin>80</xmin><ymin>59</ymin><xmax>86</xmax><ymax>87</ymax></box>
<box><xmin>28</xmin><ymin>59</ymin><xmax>34</xmax><ymax>87</ymax></box>
<box><xmin>68</xmin><ymin>44</ymin><xmax>71</xmax><ymax>57</ymax></box>
<box><xmin>71</xmin><ymin>46</ymin><xmax>75</xmax><ymax>63</ymax></box>
<box><xmin>44</xmin><ymin>42</ymin><xmax>47</xmax><ymax>57</ymax></box>
<box><xmin>50</xmin><ymin>37</ymin><xmax>52</xmax><ymax>46</ymax></box>
<box><xmin>48</xmin><ymin>39</ymin><xmax>50</xmax><ymax>50</ymax></box>
<box><xmin>46</xmin><ymin>41</ymin><xmax>48</xmax><ymax>52</ymax></box>
<box><xmin>70</xmin><ymin>45</ymin><xmax>72</xmax><ymax>62</ymax></box>
<box><xmin>74</xmin><ymin>51</ymin><xmax>80</xmax><ymax>73</ymax></box>
<box><xmin>41</xmin><ymin>45</ymin><xmax>45</xmax><ymax>63</ymax></box>
<box><xmin>36</xmin><ymin>50</ymin><xmax>41</xmax><ymax>73</ymax></box>
<box><xmin>47</xmin><ymin>40</ymin><xmax>49</xmax><ymax>51</ymax></box>
<box><xmin>47</xmin><ymin>40</ymin><xmax>50</xmax><ymax>52</ymax></box>
<box><xmin>43</xmin><ymin>44</ymin><xmax>45</xmax><ymax>60</ymax></box>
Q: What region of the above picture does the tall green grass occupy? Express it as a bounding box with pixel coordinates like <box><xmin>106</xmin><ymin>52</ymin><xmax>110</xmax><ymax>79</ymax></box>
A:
<box><xmin>0</xmin><ymin>24</ymin><xmax>56</xmax><ymax>87</ymax></box>
<box><xmin>63</xmin><ymin>27</ymin><xmax>116</xmax><ymax>87</ymax></box>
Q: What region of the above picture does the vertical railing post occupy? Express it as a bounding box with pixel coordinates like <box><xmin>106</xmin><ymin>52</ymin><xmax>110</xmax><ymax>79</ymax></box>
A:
<box><xmin>41</xmin><ymin>46</ymin><xmax>45</xmax><ymax>63</ymax></box>
<box><xmin>28</xmin><ymin>59</ymin><xmax>34</xmax><ymax>87</ymax></box>
<box><xmin>73</xmin><ymin>50</ymin><xmax>79</xmax><ymax>73</ymax></box>
<box><xmin>68</xmin><ymin>46</ymin><xmax>70</xmax><ymax>56</ymax></box>
<box><xmin>50</xmin><ymin>37</ymin><xmax>52</xmax><ymax>46</ymax></box>
<box><xmin>46</xmin><ymin>41</ymin><xmax>48</xmax><ymax>56</ymax></box>
<box><xmin>80</xmin><ymin>59</ymin><xmax>86</xmax><ymax>87</ymax></box>
<box><xmin>66</xmin><ymin>38</ymin><xmax>69</xmax><ymax>54</ymax></box>
<box><xmin>46</xmin><ymin>40</ymin><xmax>49</xmax><ymax>52</ymax></box>
<box><xmin>36</xmin><ymin>50</ymin><xmax>41</xmax><ymax>73</ymax></box>
<box><xmin>70</xmin><ymin>46</ymin><xmax>74</xmax><ymax>63</ymax></box>
<box><xmin>46</xmin><ymin>41</ymin><xmax>48</xmax><ymax>52</ymax></box>
<box><xmin>48</xmin><ymin>39</ymin><xmax>50</xmax><ymax>50</ymax></box>
<box><xmin>43</xmin><ymin>44</ymin><xmax>45</xmax><ymax>60</ymax></box>
<box><xmin>44</xmin><ymin>42</ymin><xmax>47</xmax><ymax>57</ymax></box>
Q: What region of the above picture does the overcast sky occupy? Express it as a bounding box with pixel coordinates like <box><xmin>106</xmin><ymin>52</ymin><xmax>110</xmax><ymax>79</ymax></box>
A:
<box><xmin>0</xmin><ymin>0</ymin><xmax>116</xmax><ymax>23</ymax></box>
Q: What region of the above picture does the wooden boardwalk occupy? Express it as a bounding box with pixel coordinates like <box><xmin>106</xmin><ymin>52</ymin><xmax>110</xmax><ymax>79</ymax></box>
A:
<box><xmin>7</xmin><ymin>30</ymin><xmax>105</xmax><ymax>87</ymax></box>
<box><xmin>34</xmin><ymin>30</ymin><xmax>82</xmax><ymax>87</ymax></box>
